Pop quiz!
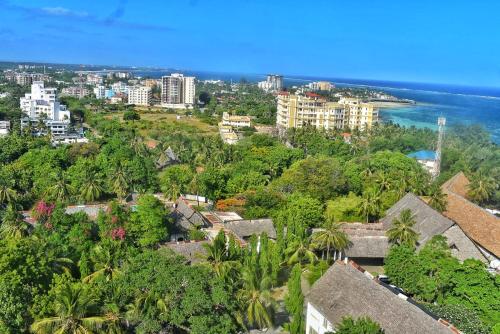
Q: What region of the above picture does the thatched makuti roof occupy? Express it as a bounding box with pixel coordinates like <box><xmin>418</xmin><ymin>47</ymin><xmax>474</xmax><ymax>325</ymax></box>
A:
<box><xmin>307</xmin><ymin>261</ymin><xmax>458</xmax><ymax>334</ymax></box>
<box><xmin>381</xmin><ymin>193</ymin><xmax>454</xmax><ymax>247</ymax></box>
<box><xmin>224</xmin><ymin>219</ymin><xmax>277</xmax><ymax>239</ymax></box>
<box><xmin>164</xmin><ymin>241</ymin><xmax>208</xmax><ymax>264</ymax></box>
<box><xmin>171</xmin><ymin>198</ymin><xmax>207</xmax><ymax>232</ymax></box>
<box><xmin>341</xmin><ymin>223</ymin><xmax>389</xmax><ymax>258</ymax></box>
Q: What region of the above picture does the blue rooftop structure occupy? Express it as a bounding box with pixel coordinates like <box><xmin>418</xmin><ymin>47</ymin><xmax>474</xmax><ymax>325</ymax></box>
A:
<box><xmin>407</xmin><ymin>150</ymin><xmax>436</xmax><ymax>161</ymax></box>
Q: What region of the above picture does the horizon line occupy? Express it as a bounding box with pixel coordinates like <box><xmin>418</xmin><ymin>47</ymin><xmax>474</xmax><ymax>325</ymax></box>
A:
<box><xmin>2</xmin><ymin>58</ymin><xmax>500</xmax><ymax>92</ymax></box>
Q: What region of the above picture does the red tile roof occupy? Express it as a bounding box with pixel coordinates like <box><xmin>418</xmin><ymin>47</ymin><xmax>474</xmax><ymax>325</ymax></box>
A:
<box><xmin>305</xmin><ymin>92</ymin><xmax>321</xmax><ymax>98</ymax></box>
<box><xmin>441</xmin><ymin>172</ymin><xmax>500</xmax><ymax>257</ymax></box>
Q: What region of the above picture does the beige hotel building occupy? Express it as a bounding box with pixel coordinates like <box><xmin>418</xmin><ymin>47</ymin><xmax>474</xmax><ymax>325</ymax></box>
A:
<box><xmin>276</xmin><ymin>92</ymin><xmax>378</xmax><ymax>132</ymax></box>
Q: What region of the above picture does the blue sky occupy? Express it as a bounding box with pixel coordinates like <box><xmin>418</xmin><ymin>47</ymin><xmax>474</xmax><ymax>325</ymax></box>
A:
<box><xmin>1</xmin><ymin>0</ymin><xmax>500</xmax><ymax>87</ymax></box>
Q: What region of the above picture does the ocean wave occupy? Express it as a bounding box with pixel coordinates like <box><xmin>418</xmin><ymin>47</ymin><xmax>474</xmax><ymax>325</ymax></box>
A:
<box><xmin>335</xmin><ymin>82</ymin><xmax>500</xmax><ymax>100</ymax></box>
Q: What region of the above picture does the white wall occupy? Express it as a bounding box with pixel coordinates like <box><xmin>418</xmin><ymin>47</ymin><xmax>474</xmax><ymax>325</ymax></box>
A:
<box><xmin>306</xmin><ymin>302</ymin><xmax>335</xmax><ymax>334</ymax></box>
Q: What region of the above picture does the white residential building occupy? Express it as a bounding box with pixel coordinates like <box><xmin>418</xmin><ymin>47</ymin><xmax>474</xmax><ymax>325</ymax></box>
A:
<box><xmin>20</xmin><ymin>81</ymin><xmax>70</xmax><ymax>122</ymax></box>
<box><xmin>257</xmin><ymin>74</ymin><xmax>283</xmax><ymax>92</ymax></box>
<box><xmin>161</xmin><ymin>73</ymin><xmax>196</xmax><ymax>108</ymax></box>
<box><xmin>128</xmin><ymin>86</ymin><xmax>152</xmax><ymax>106</ymax></box>
<box><xmin>86</xmin><ymin>74</ymin><xmax>103</xmax><ymax>85</ymax></box>
<box><xmin>20</xmin><ymin>81</ymin><xmax>71</xmax><ymax>136</ymax></box>
<box><xmin>183</xmin><ymin>76</ymin><xmax>195</xmax><ymax>105</ymax></box>
<box><xmin>112</xmin><ymin>81</ymin><xmax>128</xmax><ymax>94</ymax></box>
<box><xmin>0</xmin><ymin>121</ymin><xmax>10</xmax><ymax>136</ymax></box>
<box><xmin>93</xmin><ymin>85</ymin><xmax>106</xmax><ymax>99</ymax></box>
<box><xmin>61</xmin><ymin>86</ymin><xmax>90</xmax><ymax>99</ymax></box>
<box><xmin>222</xmin><ymin>112</ymin><xmax>251</xmax><ymax>128</ymax></box>
<box><xmin>308</xmin><ymin>81</ymin><xmax>334</xmax><ymax>91</ymax></box>
<box><xmin>115</xmin><ymin>72</ymin><xmax>131</xmax><ymax>79</ymax></box>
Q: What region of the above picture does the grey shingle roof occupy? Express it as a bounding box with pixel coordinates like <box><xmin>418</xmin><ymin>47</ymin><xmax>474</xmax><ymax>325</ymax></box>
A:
<box><xmin>345</xmin><ymin>236</ymin><xmax>390</xmax><ymax>258</ymax></box>
<box><xmin>380</xmin><ymin>193</ymin><xmax>454</xmax><ymax>247</ymax></box>
<box><xmin>65</xmin><ymin>204</ymin><xmax>108</xmax><ymax>220</ymax></box>
<box><xmin>307</xmin><ymin>261</ymin><xmax>455</xmax><ymax>334</ymax></box>
<box><xmin>156</xmin><ymin>146</ymin><xmax>179</xmax><ymax>169</ymax></box>
<box><xmin>171</xmin><ymin>198</ymin><xmax>207</xmax><ymax>232</ymax></box>
<box><xmin>442</xmin><ymin>225</ymin><xmax>487</xmax><ymax>262</ymax></box>
<box><xmin>224</xmin><ymin>219</ymin><xmax>277</xmax><ymax>239</ymax></box>
<box><xmin>163</xmin><ymin>241</ymin><xmax>208</xmax><ymax>264</ymax></box>
<box><xmin>339</xmin><ymin>223</ymin><xmax>389</xmax><ymax>258</ymax></box>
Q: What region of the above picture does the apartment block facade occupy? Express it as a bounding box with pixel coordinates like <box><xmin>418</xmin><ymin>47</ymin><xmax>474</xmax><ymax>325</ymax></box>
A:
<box><xmin>20</xmin><ymin>81</ymin><xmax>71</xmax><ymax>136</ymax></box>
<box><xmin>61</xmin><ymin>86</ymin><xmax>90</xmax><ymax>99</ymax></box>
<box><xmin>276</xmin><ymin>92</ymin><xmax>378</xmax><ymax>132</ymax></box>
<box><xmin>94</xmin><ymin>85</ymin><xmax>106</xmax><ymax>99</ymax></box>
<box><xmin>128</xmin><ymin>86</ymin><xmax>152</xmax><ymax>106</ymax></box>
<box><xmin>258</xmin><ymin>74</ymin><xmax>284</xmax><ymax>92</ymax></box>
<box><xmin>222</xmin><ymin>112</ymin><xmax>251</xmax><ymax>128</ymax></box>
<box><xmin>161</xmin><ymin>73</ymin><xmax>196</xmax><ymax>108</ymax></box>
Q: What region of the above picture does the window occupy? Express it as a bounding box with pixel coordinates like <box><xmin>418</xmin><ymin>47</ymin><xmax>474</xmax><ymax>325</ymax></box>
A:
<box><xmin>308</xmin><ymin>327</ymin><xmax>319</xmax><ymax>334</ymax></box>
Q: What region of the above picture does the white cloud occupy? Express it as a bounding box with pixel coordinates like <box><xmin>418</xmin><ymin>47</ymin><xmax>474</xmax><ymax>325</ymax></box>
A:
<box><xmin>41</xmin><ymin>7</ymin><xmax>89</xmax><ymax>18</ymax></box>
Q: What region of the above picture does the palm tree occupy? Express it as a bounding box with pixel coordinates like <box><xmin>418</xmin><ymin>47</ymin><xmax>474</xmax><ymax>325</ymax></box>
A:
<box><xmin>165</xmin><ymin>182</ymin><xmax>181</xmax><ymax>202</ymax></box>
<box><xmin>468</xmin><ymin>172</ymin><xmax>497</xmax><ymax>204</ymax></box>
<box><xmin>238</xmin><ymin>266</ymin><xmax>274</xmax><ymax>330</ymax></box>
<box><xmin>386</xmin><ymin>209</ymin><xmax>419</xmax><ymax>247</ymax></box>
<box><xmin>357</xmin><ymin>188</ymin><xmax>382</xmax><ymax>223</ymax></box>
<box><xmin>360</xmin><ymin>163</ymin><xmax>375</xmax><ymax>179</ymax></box>
<box><xmin>0</xmin><ymin>204</ymin><xmax>30</xmax><ymax>238</ymax></box>
<box><xmin>426</xmin><ymin>185</ymin><xmax>447</xmax><ymax>212</ymax></box>
<box><xmin>285</xmin><ymin>240</ymin><xmax>317</xmax><ymax>266</ymax></box>
<box><xmin>311</xmin><ymin>220</ymin><xmax>350</xmax><ymax>261</ymax></box>
<box><xmin>203</xmin><ymin>232</ymin><xmax>240</xmax><ymax>279</ymax></box>
<box><xmin>130</xmin><ymin>135</ymin><xmax>147</xmax><ymax>158</ymax></box>
<box><xmin>110</xmin><ymin>164</ymin><xmax>129</xmax><ymax>201</ymax></box>
<box><xmin>0</xmin><ymin>183</ymin><xmax>17</xmax><ymax>206</ymax></box>
<box><xmin>374</xmin><ymin>171</ymin><xmax>392</xmax><ymax>192</ymax></box>
<box><xmin>125</xmin><ymin>291</ymin><xmax>176</xmax><ymax>331</ymax></box>
<box><xmin>80</xmin><ymin>171</ymin><xmax>104</xmax><ymax>202</ymax></box>
<box><xmin>83</xmin><ymin>245</ymin><xmax>121</xmax><ymax>283</ymax></box>
<box><xmin>46</xmin><ymin>173</ymin><xmax>74</xmax><ymax>203</ymax></box>
<box><xmin>30</xmin><ymin>283</ymin><xmax>107</xmax><ymax>334</ymax></box>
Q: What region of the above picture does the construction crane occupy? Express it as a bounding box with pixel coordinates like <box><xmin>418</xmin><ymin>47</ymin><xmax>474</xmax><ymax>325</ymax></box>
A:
<box><xmin>432</xmin><ymin>117</ymin><xmax>446</xmax><ymax>179</ymax></box>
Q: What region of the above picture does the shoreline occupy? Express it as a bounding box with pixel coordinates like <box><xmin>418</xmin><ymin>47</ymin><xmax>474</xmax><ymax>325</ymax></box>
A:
<box><xmin>372</xmin><ymin>101</ymin><xmax>415</xmax><ymax>108</ymax></box>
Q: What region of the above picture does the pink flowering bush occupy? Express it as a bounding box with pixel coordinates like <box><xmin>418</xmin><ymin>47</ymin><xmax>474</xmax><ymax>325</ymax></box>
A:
<box><xmin>32</xmin><ymin>200</ymin><xmax>55</xmax><ymax>226</ymax></box>
<box><xmin>111</xmin><ymin>227</ymin><xmax>126</xmax><ymax>241</ymax></box>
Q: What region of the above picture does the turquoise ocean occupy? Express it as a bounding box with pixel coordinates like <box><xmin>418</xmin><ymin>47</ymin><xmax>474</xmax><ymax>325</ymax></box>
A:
<box><xmin>134</xmin><ymin>70</ymin><xmax>500</xmax><ymax>144</ymax></box>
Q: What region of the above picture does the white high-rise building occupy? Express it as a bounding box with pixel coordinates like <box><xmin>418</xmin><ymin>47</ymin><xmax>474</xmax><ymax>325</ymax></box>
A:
<box><xmin>161</xmin><ymin>73</ymin><xmax>196</xmax><ymax>108</ymax></box>
<box><xmin>258</xmin><ymin>74</ymin><xmax>283</xmax><ymax>92</ymax></box>
<box><xmin>183</xmin><ymin>76</ymin><xmax>195</xmax><ymax>105</ymax></box>
<box><xmin>128</xmin><ymin>86</ymin><xmax>152</xmax><ymax>106</ymax></box>
<box><xmin>94</xmin><ymin>85</ymin><xmax>106</xmax><ymax>99</ymax></box>
<box><xmin>20</xmin><ymin>81</ymin><xmax>70</xmax><ymax>121</ymax></box>
<box><xmin>20</xmin><ymin>81</ymin><xmax>71</xmax><ymax>136</ymax></box>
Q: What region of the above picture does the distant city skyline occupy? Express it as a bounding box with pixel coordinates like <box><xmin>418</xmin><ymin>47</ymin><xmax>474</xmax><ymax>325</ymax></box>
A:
<box><xmin>1</xmin><ymin>0</ymin><xmax>500</xmax><ymax>88</ymax></box>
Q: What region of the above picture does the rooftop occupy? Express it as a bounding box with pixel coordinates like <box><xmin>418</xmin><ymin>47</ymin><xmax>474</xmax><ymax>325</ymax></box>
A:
<box><xmin>224</xmin><ymin>219</ymin><xmax>277</xmax><ymax>239</ymax></box>
<box><xmin>441</xmin><ymin>172</ymin><xmax>500</xmax><ymax>257</ymax></box>
<box><xmin>65</xmin><ymin>204</ymin><xmax>109</xmax><ymax>220</ymax></box>
<box><xmin>163</xmin><ymin>240</ymin><xmax>209</xmax><ymax>264</ymax></box>
<box><xmin>307</xmin><ymin>261</ymin><xmax>458</xmax><ymax>334</ymax></box>
<box><xmin>407</xmin><ymin>150</ymin><xmax>437</xmax><ymax>161</ymax></box>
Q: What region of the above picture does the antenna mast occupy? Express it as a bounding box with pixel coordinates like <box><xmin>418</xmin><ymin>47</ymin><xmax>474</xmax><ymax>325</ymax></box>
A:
<box><xmin>433</xmin><ymin>117</ymin><xmax>446</xmax><ymax>179</ymax></box>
